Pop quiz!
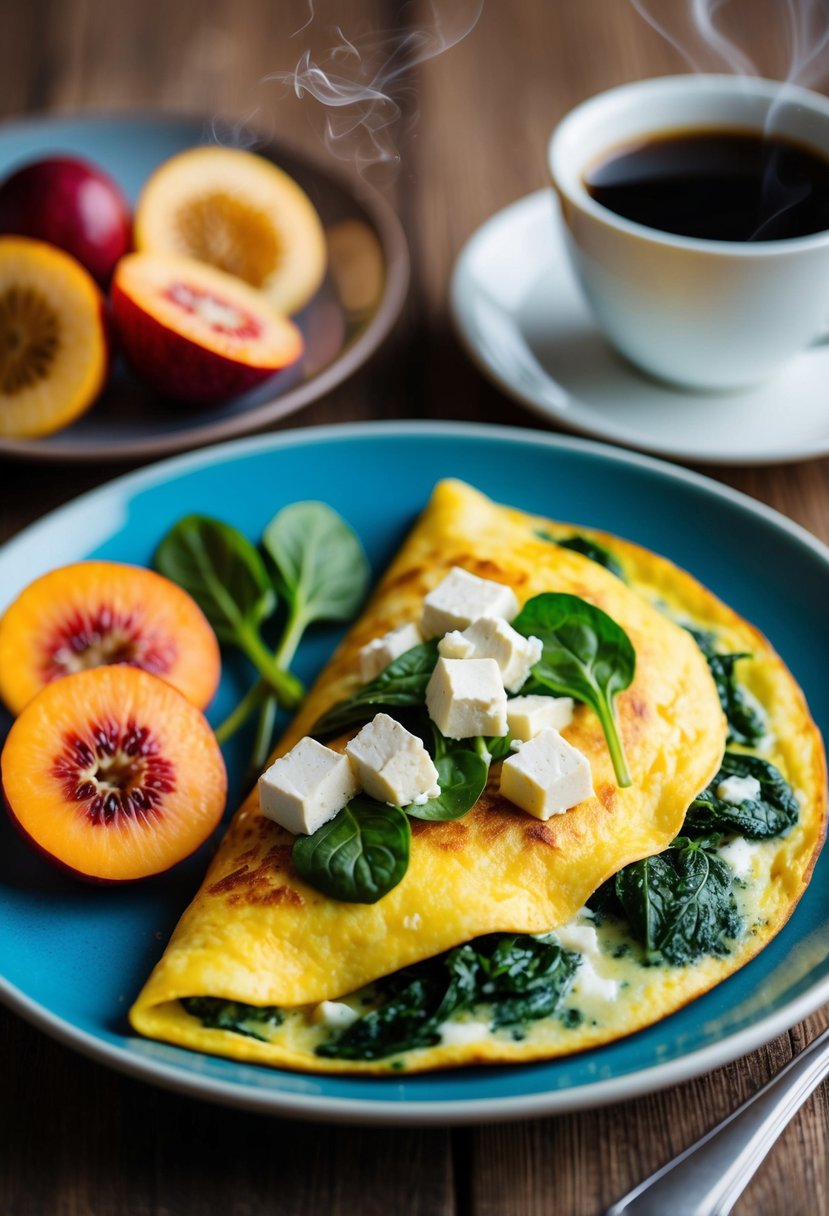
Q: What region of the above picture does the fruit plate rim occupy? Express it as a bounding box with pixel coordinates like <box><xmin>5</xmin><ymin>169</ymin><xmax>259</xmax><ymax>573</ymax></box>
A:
<box><xmin>1</xmin><ymin>419</ymin><xmax>828</xmax><ymax>1125</ymax></box>
<box><xmin>0</xmin><ymin>110</ymin><xmax>410</xmax><ymax>464</ymax></box>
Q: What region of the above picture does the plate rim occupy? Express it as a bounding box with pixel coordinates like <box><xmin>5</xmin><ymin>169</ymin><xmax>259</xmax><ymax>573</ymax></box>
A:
<box><xmin>2</xmin><ymin>417</ymin><xmax>829</xmax><ymax>1124</ymax></box>
<box><xmin>0</xmin><ymin>109</ymin><xmax>410</xmax><ymax>465</ymax></box>
<box><xmin>450</xmin><ymin>188</ymin><xmax>829</xmax><ymax>467</ymax></box>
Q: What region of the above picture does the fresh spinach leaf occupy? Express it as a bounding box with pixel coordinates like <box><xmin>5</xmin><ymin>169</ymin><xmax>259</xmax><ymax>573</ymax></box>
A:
<box><xmin>406</xmin><ymin>745</ymin><xmax>488</xmax><ymax>821</ymax></box>
<box><xmin>263</xmin><ymin>502</ymin><xmax>370</xmax><ymax>662</ymax></box>
<box><xmin>316</xmin><ymin>933</ymin><xmax>579</xmax><ymax>1060</ymax></box>
<box><xmin>686</xmin><ymin>628</ymin><xmax>765</xmax><ymax>746</ymax></box>
<box><xmin>514</xmin><ymin>593</ymin><xmax>635</xmax><ymax>787</ymax></box>
<box><xmin>292</xmin><ymin>798</ymin><xmax>410</xmax><ymax>904</ymax></box>
<box><xmin>155</xmin><ymin>514</ymin><xmax>303</xmax><ymax>709</ymax></box>
<box><xmin>181</xmin><ymin>996</ymin><xmax>284</xmax><ymax>1041</ymax></box>
<box><xmin>686</xmin><ymin>752</ymin><xmax>799</xmax><ymax>840</ymax></box>
<box><xmin>312</xmin><ymin>640</ymin><xmax>440</xmax><ymax>738</ymax></box>
<box><xmin>537</xmin><ymin>530</ymin><xmax>626</xmax><ymax>581</ymax></box>
<box><xmin>614</xmin><ymin>837</ymin><xmax>741</xmax><ymax>966</ymax></box>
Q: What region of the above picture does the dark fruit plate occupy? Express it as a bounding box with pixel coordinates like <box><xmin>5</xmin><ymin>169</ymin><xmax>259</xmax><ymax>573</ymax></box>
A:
<box><xmin>0</xmin><ymin>113</ymin><xmax>409</xmax><ymax>463</ymax></box>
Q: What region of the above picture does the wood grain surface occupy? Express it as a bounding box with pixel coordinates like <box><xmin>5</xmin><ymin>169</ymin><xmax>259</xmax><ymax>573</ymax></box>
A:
<box><xmin>1</xmin><ymin>1</ymin><xmax>828</xmax><ymax>1213</ymax></box>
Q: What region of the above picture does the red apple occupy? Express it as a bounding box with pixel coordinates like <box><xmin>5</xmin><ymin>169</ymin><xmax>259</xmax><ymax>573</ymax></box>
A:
<box><xmin>0</xmin><ymin>155</ymin><xmax>131</xmax><ymax>285</ymax></box>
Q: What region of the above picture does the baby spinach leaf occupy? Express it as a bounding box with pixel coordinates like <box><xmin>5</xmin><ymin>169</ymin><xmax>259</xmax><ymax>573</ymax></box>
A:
<box><xmin>316</xmin><ymin>933</ymin><xmax>579</xmax><ymax>1061</ymax></box>
<box><xmin>482</xmin><ymin>732</ymin><xmax>516</xmax><ymax>763</ymax></box>
<box><xmin>536</xmin><ymin>530</ymin><xmax>626</xmax><ymax>581</ymax></box>
<box><xmin>155</xmin><ymin>514</ymin><xmax>303</xmax><ymax>709</ymax></box>
<box><xmin>292</xmin><ymin>798</ymin><xmax>410</xmax><ymax>904</ymax></box>
<box><xmin>686</xmin><ymin>752</ymin><xmax>799</xmax><ymax>840</ymax></box>
<box><xmin>181</xmin><ymin>996</ymin><xmax>284</xmax><ymax>1041</ymax></box>
<box><xmin>156</xmin><ymin>514</ymin><xmax>275</xmax><ymax>643</ymax></box>
<box><xmin>263</xmin><ymin>502</ymin><xmax>371</xmax><ymax>663</ymax></box>
<box><xmin>687</xmin><ymin>628</ymin><xmax>765</xmax><ymax>746</ymax></box>
<box><xmin>514</xmin><ymin>592</ymin><xmax>635</xmax><ymax>787</ymax></box>
<box><xmin>406</xmin><ymin>746</ymin><xmax>488</xmax><ymax>821</ymax></box>
<box><xmin>614</xmin><ymin>837</ymin><xmax>741</xmax><ymax>966</ymax></box>
<box><xmin>312</xmin><ymin>640</ymin><xmax>440</xmax><ymax>738</ymax></box>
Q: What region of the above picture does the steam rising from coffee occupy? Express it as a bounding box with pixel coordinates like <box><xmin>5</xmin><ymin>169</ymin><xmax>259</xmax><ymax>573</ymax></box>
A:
<box><xmin>630</xmin><ymin>0</ymin><xmax>829</xmax><ymax>240</ymax></box>
<box><xmin>630</xmin><ymin>0</ymin><xmax>829</xmax><ymax>88</ymax></box>
<box><xmin>265</xmin><ymin>0</ymin><xmax>483</xmax><ymax>184</ymax></box>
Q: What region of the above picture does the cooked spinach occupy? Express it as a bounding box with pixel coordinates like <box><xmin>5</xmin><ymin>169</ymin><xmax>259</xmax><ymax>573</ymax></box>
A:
<box><xmin>292</xmin><ymin>798</ymin><xmax>410</xmax><ymax>904</ymax></box>
<box><xmin>316</xmin><ymin>933</ymin><xmax>579</xmax><ymax>1061</ymax></box>
<box><xmin>182</xmin><ymin>996</ymin><xmax>284</xmax><ymax>1041</ymax></box>
<box><xmin>514</xmin><ymin>592</ymin><xmax>635</xmax><ymax>787</ymax></box>
<box><xmin>686</xmin><ymin>752</ymin><xmax>799</xmax><ymax>840</ymax></box>
<box><xmin>312</xmin><ymin>640</ymin><xmax>440</xmax><ymax>737</ymax></box>
<box><xmin>687</xmin><ymin>628</ymin><xmax>765</xmax><ymax>746</ymax></box>
<box><xmin>614</xmin><ymin>837</ymin><xmax>741</xmax><ymax>966</ymax></box>
<box><xmin>537</xmin><ymin>530</ymin><xmax>626</xmax><ymax>581</ymax></box>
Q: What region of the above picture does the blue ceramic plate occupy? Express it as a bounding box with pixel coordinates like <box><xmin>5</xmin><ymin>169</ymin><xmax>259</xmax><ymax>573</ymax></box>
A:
<box><xmin>0</xmin><ymin>114</ymin><xmax>408</xmax><ymax>464</ymax></box>
<box><xmin>1</xmin><ymin>422</ymin><xmax>827</xmax><ymax>1124</ymax></box>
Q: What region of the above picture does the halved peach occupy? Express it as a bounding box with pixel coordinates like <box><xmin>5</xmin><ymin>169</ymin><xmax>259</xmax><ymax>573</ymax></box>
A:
<box><xmin>112</xmin><ymin>252</ymin><xmax>304</xmax><ymax>405</ymax></box>
<box><xmin>0</xmin><ymin>560</ymin><xmax>221</xmax><ymax>715</ymax></box>
<box><xmin>0</xmin><ymin>236</ymin><xmax>108</xmax><ymax>438</ymax></box>
<box><xmin>1</xmin><ymin>666</ymin><xmax>227</xmax><ymax>882</ymax></box>
<box><xmin>134</xmin><ymin>146</ymin><xmax>327</xmax><ymax>315</ymax></box>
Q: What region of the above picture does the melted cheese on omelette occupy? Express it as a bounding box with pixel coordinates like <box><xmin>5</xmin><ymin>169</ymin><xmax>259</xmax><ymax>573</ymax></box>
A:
<box><xmin>129</xmin><ymin>481</ymin><xmax>825</xmax><ymax>1074</ymax></box>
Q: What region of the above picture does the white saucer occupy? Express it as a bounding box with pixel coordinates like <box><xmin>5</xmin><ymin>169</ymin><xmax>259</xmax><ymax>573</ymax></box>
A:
<box><xmin>451</xmin><ymin>189</ymin><xmax>829</xmax><ymax>466</ymax></box>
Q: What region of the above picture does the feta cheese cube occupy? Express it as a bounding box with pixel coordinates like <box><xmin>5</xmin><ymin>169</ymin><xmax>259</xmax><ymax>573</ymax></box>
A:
<box><xmin>358</xmin><ymin>621</ymin><xmax>423</xmax><ymax>682</ymax></box>
<box><xmin>716</xmin><ymin>774</ymin><xmax>762</xmax><ymax>805</ymax></box>
<box><xmin>421</xmin><ymin>566</ymin><xmax>519</xmax><ymax>637</ymax></box>
<box><xmin>426</xmin><ymin>657</ymin><xmax>508</xmax><ymax>739</ymax></box>
<box><xmin>345</xmin><ymin>713</ymin><xmax>440</xmax><ymax>807</ymax></box>
<box><xmin>507</xmin><ymin>694</ymin><xmax>575</xmax><ymax>741</ymax></box>
<box><xmin>438</xmin><ymin>617</ymin><xmax>542</xmax><ymax>693</ymax></box>
<box><xmin>718</xmin><ymin>835</ymin><xmax>756</xmax><ymax>879</ymax></box>
<box><xmin>314</xmin><ymin>1000</ymin><xmax>360</xmax><ymax>1029</ymax></box>
<box><xmin>500</xmin><ymin>728</ymin><xmax>593</xmax><ymax>820</ymax></box>
<box><xmin>259</xmin><ymin>737</ymin><xmax>358</xmax><ymax>836</ymax></box>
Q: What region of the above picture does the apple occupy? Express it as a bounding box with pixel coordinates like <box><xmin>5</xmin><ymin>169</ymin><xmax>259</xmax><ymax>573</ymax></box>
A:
<box><xmin>0</xmin><ymin>155</ymin><xmax>131</xmax><ymax>284</ymax></box>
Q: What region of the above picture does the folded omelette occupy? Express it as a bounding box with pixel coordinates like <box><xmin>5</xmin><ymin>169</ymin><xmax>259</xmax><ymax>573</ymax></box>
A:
<box><xmin>130</xmin><ymin>480</ymin><xmax>827</xmax><ymax>1073</ymax></box>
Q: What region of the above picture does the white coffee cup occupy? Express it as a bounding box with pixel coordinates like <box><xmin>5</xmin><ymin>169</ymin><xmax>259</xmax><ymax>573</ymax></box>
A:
<box><xmin>548</xmin><ymin>75</ymin><xmax>829</xmax><ymax>391</ymax></box>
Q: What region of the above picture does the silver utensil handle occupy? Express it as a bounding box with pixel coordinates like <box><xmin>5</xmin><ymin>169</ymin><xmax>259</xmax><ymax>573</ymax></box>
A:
<box><xmin>606</xmin><ymin>1024</ymin><xmax>829</xmax><ymax>1216</ymax></box>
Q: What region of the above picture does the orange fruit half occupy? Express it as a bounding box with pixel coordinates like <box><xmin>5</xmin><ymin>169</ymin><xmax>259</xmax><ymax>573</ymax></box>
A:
<box><xmin>134</xmin><ymin>146</ymin><xmax>327</xmax><ymax>315</ymax></box>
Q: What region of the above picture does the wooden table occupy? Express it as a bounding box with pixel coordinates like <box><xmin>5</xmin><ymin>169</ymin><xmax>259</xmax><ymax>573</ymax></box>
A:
<box><xmin>2</xmin><ymin>2</ymin><xmax>828</xmax><ymax>1212</ymax></box>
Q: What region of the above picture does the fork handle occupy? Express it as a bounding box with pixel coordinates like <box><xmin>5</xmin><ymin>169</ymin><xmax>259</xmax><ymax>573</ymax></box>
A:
<box><xmin>606</xmin><ymin>1024</ymin><xmax>829</xmax><ymax>1216</ymax></box>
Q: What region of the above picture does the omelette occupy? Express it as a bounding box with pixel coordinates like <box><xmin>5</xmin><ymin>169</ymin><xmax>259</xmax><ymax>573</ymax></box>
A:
<box><xmin>130</xmin><ymin>480</ymin><xmax>827</xmax><ymax>1073</ymax></box>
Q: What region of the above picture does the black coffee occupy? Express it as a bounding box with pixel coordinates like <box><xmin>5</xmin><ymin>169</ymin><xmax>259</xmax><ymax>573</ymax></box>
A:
<box><xmin>584</xmin><ymin>128</ymin><xmax>829</xmax><ymax>241</ymax></box>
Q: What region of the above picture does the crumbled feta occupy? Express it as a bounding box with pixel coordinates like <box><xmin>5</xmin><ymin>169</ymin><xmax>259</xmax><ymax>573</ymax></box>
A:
<box><xmin>438</xmin><ymin>617</ymin><xmax>542</xmax><ymax>693</ymax></box>
<box><xmin>345</xmin><ymin>713</ymin><xmax>440</xmax><ymax>807</ymax></box>
<box><xmin>555</xmin><ymin>922</ymin><xmax>601</xmax><ymax>957</ymax></box>
<box><xmin>403</xmin><ymin>913</ymin><xmax>422</xmax><ymax>931</ymax></box>
<box><xmin>258</xmin><ymin>737</ymin><xmax>358</xmax><ymax>836</ymax></box>
<box><xmin>358</xmin><ymin>621</ymin><xmax>423</xmax><ymax>682</ymax></box>
<box><xmin>314</xmin><ymin>1000</ymin><xmax>360</xmax><ymax>1030</ymax></box>
<box><xmin>500</xmin><ymin>728</ymin><xmax>593</xmax><ymax>820</ymax></box>
<box><xmin>718</xmin><ymin>835</ymin><xmax>756</xmax><ymax>879</ymax></box>
<box><xmin>439</xmin><ymin>1020</ymin><xmax>492</xmax><ymax>1047</ymax></box>
<box><xmin>506</xmin><ymin>694</ymin><xmax>575</xmax><ymax>741</ymax></box>
<box><xmin>717</xmin><ymin>774</ymin><xmax>762</xmax><ymax>805</ymax></box>
<box><xmin>572</xmin><ymin>956</ymin><xmax>618</xmax><ymax>1002</ymax></box>
<box><xmin>425</xmin><ymin>657</ymin><xmax>508</xmax><ymax>739</ymax></box>
<box><xmin>421</xmin><ymin>566</ymin><xmax>519</xmax><ymax>638</ymax></box>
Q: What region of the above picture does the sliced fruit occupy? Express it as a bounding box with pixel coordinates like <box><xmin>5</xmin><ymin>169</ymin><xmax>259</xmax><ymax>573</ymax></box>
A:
<box><xmin>0</xmin><ymin>155</ymin><xmax>131</xmax><ymax>285</ymax></box>
<box><xmin>1</xmin><ymin>666</ymin><xmax>227</xmax><ymax>882</ymax></box>
<box><xmin>134</xmin><ymin>146</ymin><xmax>327</xmax><ymax>315</ymax></box>
<box><xmin>111</xmin><ymin>252</ymin><xmax>304</xmax><ymax>405</ymax></box>
<box><xmin>0</xmin><ymin>236</ymin><xmax>108</xmax><ymax>438</ymax></box>
<box><xmin>0</xmin><ymin>560</ymin><xmax>221</xmax><ymax>715</ymax></box>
